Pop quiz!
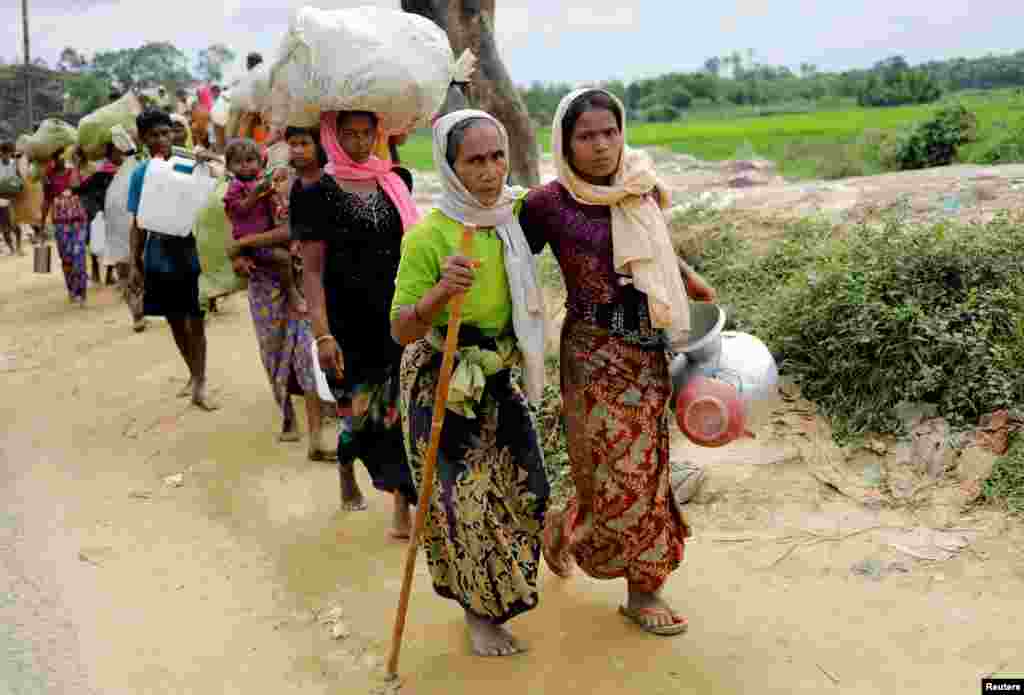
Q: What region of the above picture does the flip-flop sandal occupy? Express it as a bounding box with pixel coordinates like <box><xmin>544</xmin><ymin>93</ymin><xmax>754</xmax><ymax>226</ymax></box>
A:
<box><xmin>618</xmin><ymin>605</ymin><xmax>689</xmax><ymax>636</ymax></box>
<box><xmin>307</xmin><ymin>449</ymin><xmax>335</xmax><ymax>462</ymax></box>
<box><xmin>542</xmin><ymin>510</ymin><xmax>574</xmax><ymax>578</ymax></box>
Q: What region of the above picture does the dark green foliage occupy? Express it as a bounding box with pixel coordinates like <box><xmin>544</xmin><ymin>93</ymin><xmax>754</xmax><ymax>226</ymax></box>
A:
<box><xmin>887</xmin><ymin>104</ymin><xmax>978</xmax><ymax>170</ymax></box>
<box><xmin>91</xmin><ymin>42</ymin><xmax>193</xmax><ymax>89</ymax></box>
<box><xmin>856</xmin><ymin>58</ymin><xmax>943</xmax><ymax>107</ymax></box>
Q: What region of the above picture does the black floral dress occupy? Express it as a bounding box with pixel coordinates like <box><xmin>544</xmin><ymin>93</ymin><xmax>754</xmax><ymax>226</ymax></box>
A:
<box><xmin>290</xmin><ymin>171</ymin><xmax>415</xmax><ymax>501</ymax></box>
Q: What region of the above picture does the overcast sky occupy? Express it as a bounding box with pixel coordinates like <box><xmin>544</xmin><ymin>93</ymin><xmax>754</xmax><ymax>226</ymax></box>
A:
<box><xmin>2</xmin><ymin>0</ymin><xmax>1022</xmax><ymax>85</ymax></box>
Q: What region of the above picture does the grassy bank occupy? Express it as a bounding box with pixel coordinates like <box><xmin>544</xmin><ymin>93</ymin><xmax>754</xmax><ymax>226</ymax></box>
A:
<box><xmin>401</xmin><ymin>89</ymin><xmax>1024</xmax><ymax>179</ymax></box>
<box><xmin>668</xmin><ymin>205</ymin><xmax>1024</xmax><ymax>511</ymax></box>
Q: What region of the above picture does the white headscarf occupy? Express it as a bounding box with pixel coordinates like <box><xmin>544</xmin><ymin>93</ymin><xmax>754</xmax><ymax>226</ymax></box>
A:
<box><xmin>552</xmin><ymin>88</ymin><xmax>690</xmax><ymax>349</ymax></box>
<box><xmin>432</xmin><ymin>109</ymin><xmax>545</xmax><ymax>404</ymax></box>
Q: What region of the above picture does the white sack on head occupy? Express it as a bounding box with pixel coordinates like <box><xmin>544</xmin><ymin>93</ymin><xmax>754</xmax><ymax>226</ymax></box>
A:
<box><xmin>269</xmin><ymin>5</ymin><xmax>459</xmax><ymax>134</ymax></box>
<box><xmin>232</xmin><ymin>63</ymin><xmax>273</xmax><ymax>114</ymax></box>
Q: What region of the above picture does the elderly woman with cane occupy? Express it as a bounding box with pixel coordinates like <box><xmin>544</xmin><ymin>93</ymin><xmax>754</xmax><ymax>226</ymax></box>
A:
<box><xmin>518</xmin><ymin>88</ymin><xmax>717</xmax><ymax>636</ymax></box>
<box><xmin>389</xmin><ymin>110</ymin><xmax>548</xmax><ymax>657</ymax></box>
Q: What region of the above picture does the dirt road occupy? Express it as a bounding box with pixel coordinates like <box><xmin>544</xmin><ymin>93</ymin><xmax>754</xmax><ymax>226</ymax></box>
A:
<box><xmin>2</xmin><ymin>250</ymin><xmax>1022</xmax><ymax>694</ymax></box>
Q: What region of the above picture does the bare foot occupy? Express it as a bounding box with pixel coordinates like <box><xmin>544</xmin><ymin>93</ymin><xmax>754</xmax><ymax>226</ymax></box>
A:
<box><xmin>177</xmin><ymin>378</ymin><xmax>195</xmax><ymax>398</ymax></box>
<box><xmin>623</xmin><ymin>589</ymin><xmax>688</xmax><ymax>636</ymax></box>
<box><xmin>465</xmin><ymin>611</ymin><xmax>524</xmax><ymax>657</ymax></box>
<box><xmin>339</xmin><ymin>463</ymin><xmax>367</xmax><ymax>511</ymax></box>
<box><xmin>390</xmin><ymin>492</ymin><xmax>412</xmax><ymax>539</ymax></box>
<box><xmin>191</xmin><ymin>382</ymin><xmax>220</xmax><ymax>411</ymax></box>
<box><xmin>308</xmin><ymin>428</ymin><xmax>337</xmax><ymax>461</ymax></box>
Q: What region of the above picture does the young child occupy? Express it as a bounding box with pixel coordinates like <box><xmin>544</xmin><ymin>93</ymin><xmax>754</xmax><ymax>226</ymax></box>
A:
<box><xmin>222</xmin><ymin>138</ymin><xmax>305</xmax><ymax>313</ymax></box>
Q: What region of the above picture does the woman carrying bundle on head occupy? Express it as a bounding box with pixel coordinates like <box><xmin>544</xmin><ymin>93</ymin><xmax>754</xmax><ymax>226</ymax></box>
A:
<box><xmin>41</xmin><ymin>147</ymin><xmax>91</xmax><ymax>306</ymax></box>
<box><xmin>389</xmin><ymin>109</ymin><xmax>549</xmax><ymax>657</ymax></box>
<box><xmin>518</xmin><ymin>88</ymin><xmax>717</xmax><ymax>636</ymax></box>
<box><xmin>10</xmin><ymin>145</ymin><xmax>43</xmax><ymax>251</ymax></box>
<box><xmin>291</xmin><ymin>110</ymin><xmax>419</xmax><ymax>535</ymax></box>
<box><xmin>191</xmin><ymin>86</ymin><xmax>214</xmax><ymax>150</ymax></box>
<box><xmin>76</xmin><ymin>142</ymin><xmax>126</xmax><ymax>285</ymax></box>
<box><xmin>169</xmin><ymin>114</ymin><xmax>195</xmax><ymax>151</ymax></box>
<box><xmin>0</xmin><ymin>141</ymin><xmax>21</xmax><ymax>255</ymax></box>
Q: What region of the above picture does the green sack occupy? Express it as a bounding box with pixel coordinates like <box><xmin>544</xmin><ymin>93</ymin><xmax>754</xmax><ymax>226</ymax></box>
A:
<box><xmin>78</xmin><ymin>92</ymin><xmax>143</xmax><ymax>160</ymax></box>
<box><xmin>0</xmin><ymin>175</ymin><xmax>24</xmax><ymax>197</ymax></box>
<box><xmin>194</xmin><ymin>177</ymin><xmax>247</xmax><ymax>310</ymax></box>
<box><xmin>22</xmin><ymin>119</ymin><xmax>78</xmax><ymax>162</ymax></box>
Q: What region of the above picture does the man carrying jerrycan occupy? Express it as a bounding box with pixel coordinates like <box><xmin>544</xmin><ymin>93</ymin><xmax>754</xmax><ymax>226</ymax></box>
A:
<box><xmin>127</xmin><ymin>109</ymin><xmax>219</xmax><ymax>411</ymax></box>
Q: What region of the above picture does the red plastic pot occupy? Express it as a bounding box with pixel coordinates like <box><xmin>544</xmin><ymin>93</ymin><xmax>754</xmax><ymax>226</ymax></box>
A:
<box><xmin>675</xmin><ymin>374</ymin><xmax>750</xmax><ymax>448</ymax></box>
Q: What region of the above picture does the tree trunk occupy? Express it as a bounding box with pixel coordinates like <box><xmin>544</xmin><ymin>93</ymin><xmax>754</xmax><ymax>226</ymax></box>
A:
<box><xmin>403</xmin><ymin>0</ymin><xmax>540</xmax><ymax>187</ymax></box>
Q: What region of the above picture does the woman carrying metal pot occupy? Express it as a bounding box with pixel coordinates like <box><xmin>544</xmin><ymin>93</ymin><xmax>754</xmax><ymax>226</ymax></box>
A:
<box><xmin>518</xmin><ymin>87</ymin><xmax>716</xmax><ymax>636</ymax></box>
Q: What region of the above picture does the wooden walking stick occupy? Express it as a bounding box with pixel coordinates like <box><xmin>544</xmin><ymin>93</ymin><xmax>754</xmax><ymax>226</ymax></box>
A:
<box><xmin>386</xmin><ymin>225</ymin><xmax>476</xmax><ymax>680</ymax></box>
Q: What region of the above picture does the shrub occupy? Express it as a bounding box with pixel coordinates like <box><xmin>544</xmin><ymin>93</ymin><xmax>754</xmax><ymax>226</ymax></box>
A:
<box><xmin>889</xmin><ymin>104</ymin><xmax>978</xmax><ymax>170</ymax></box>
<box><xmin>984</xmin><ymin>435</ymin><xmax>1024</xmax><ymax>514</ymax></box>
<box><xmin>818</xmin><ymin>144</ymin><xmax>868</xmax><ymax>179</ymax></box>
<box><xmin>691</xmin><ymin>211</ymin><xmax>1024</xmax><ymax>441</ymax></box>
<box><xmin>860</xmin><ymin>128</ymin><xmax>902</xmax><ymax>171</ymax></box>
<box><xmin>640</xmin><ymin>103</ymin><xmax>681</xmax><ymax>123</ymax></box>
<box><xmin>973</xmin><ymin>116</ymin><xmax>1024</xmax><ymax>164</ymax></box>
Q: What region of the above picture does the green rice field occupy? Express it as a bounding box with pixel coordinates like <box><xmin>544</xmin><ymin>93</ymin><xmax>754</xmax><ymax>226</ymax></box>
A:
<box><xmin>400</xmin><ymin>90</ymin><xmax>1024</xmax><ymax>179</ymax></box>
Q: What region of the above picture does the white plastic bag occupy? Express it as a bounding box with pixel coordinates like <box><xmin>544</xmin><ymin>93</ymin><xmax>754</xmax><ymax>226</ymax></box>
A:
<box><xmin>269</xmin><ymin>5</ymin><xmax>460</xmax><ymax>133</ymax></box>
<box><xmin>89</xmin><ymin>212</ymin><xmax>106</xmax><ymax>256</ymax></box>
<box><xmin>136</xmin><ymin>158</ymin><xmax>218</xmax><ymax>238</ymax></box>
<box><xmin>310</xmin><ymin>339</ymin><xmax>336</xmax><ymax>403</ymax></box>
<box><xmin>266</xmin><ymin>141</ymin><xmax>291</xmax><ymax>172</ymax></box>
<box><xmin>103</xmin><ymin>155</ymin><xmax>141</xmax><ymax>265</ymax></box>
<box><xmin>232</xmin><ymin>64</ymin><xmax>273</xmax><ymax>114</ymax></box>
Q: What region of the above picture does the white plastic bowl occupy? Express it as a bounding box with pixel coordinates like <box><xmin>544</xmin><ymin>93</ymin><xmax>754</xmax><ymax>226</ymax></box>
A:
<box><xmin>310</xmin><ymin>339</ymin><xmax>336</xmax><ymax>403</ymax></box>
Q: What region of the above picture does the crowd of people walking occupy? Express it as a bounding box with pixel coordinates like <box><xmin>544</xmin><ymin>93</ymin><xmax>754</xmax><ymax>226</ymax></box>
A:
<box><xmin>2</xmin><ymin>77</ymin><xmax>717</xmax><ymax>658</ymax></box>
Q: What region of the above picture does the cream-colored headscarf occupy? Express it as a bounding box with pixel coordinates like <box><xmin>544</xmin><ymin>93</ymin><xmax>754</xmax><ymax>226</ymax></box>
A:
<box><xmin>433</xmin><ymin>109</ymin><xmax>546</xmax><ymax>403</ymax></box>
<box><xmin>553</xmin><ymin>87</ymin><xmax>690</xmax><ymax>348</ymax></box>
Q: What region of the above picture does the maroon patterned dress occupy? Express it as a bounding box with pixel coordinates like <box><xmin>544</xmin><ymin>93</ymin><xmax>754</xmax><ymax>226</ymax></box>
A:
<box><xmin>519</xmin><ymin>180</ymin><xmax>689</xmax><ymax>593</ymax></box>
